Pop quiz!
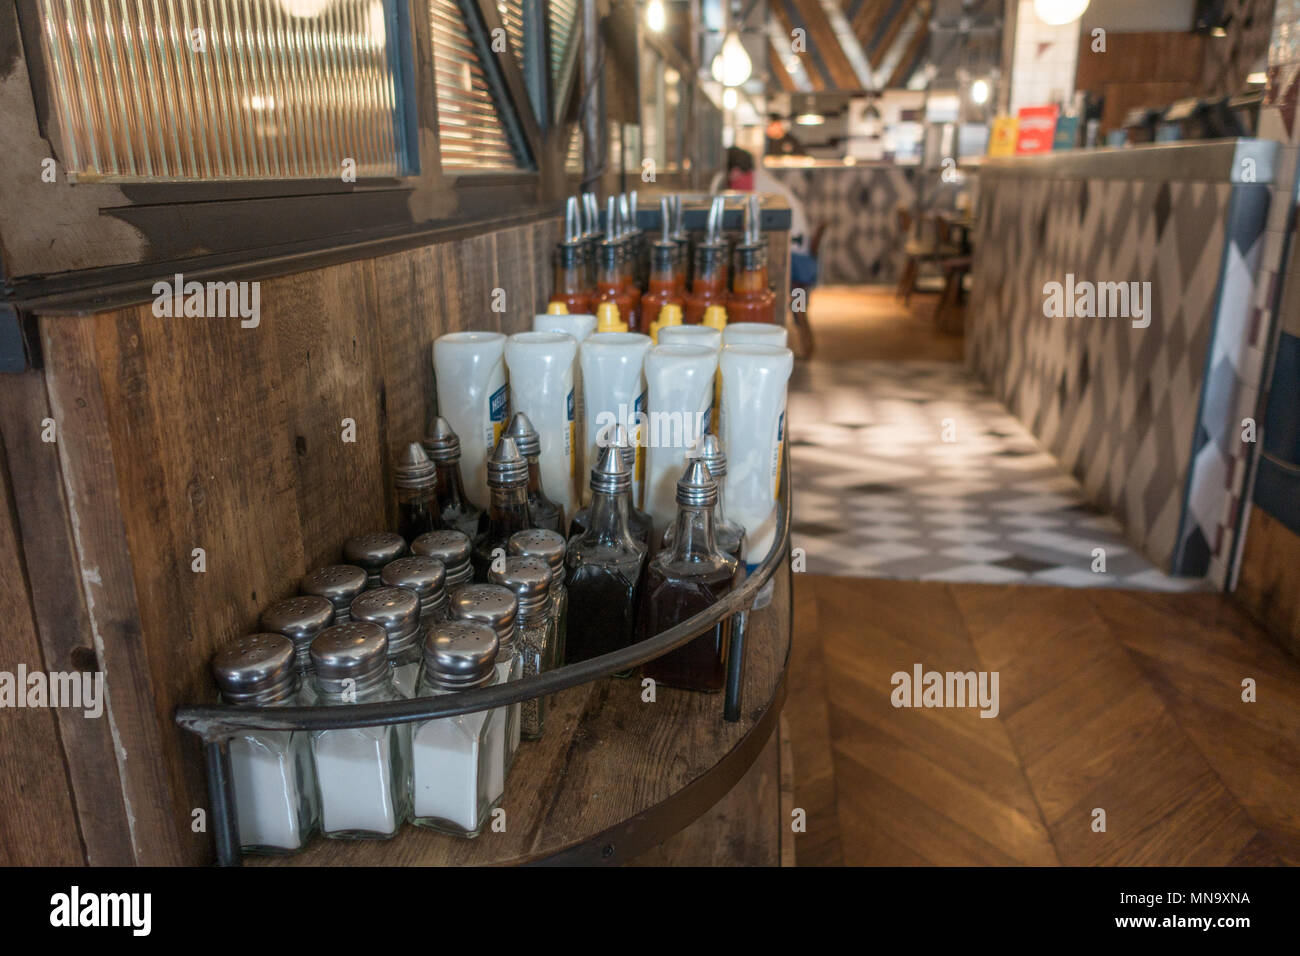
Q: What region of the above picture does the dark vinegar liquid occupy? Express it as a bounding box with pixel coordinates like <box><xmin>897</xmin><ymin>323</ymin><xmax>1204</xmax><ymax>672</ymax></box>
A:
<box><xmin>569</xmin><ymin>507</ymin><xmax>653</xmax><ymax>550</ymax></box>
<box><xmin>565</xmin><ymin>564</ymin><xmax>640</xmax><ymax>664</ymax></box>
<box><xmin>399</xmin><ymin>498</ymin><xmax>438</xmax><ymax>540</ymax></box>
<box><xmin>640</xmin><ymin>568</ymin><xmax>735</xmax><ymax>692</ymax></box>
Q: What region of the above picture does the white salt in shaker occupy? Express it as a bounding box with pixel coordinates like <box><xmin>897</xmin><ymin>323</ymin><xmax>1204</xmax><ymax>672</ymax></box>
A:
<box><xmin>450</xmin><ymin>583</ymin><xmax>522</xmax><ymax>783</ymax></box>
<box><xmin>309</xmin><ymin>622</ymin><xmax>411</xmax><ymax>840</ymax></box>
<box><xmin>210</xmin><ymin>633</ymin><xmax>319</xmax><ymax>855</ymax></box>
<box><xmin>350</xmin><ymin>586</ymin><xmax>423</xmax><ymax>699</ymax></box>
<box><xmin>410</xmin><ymin>620</ymin><xmax>505</xmax><ymax>837</ymax></box>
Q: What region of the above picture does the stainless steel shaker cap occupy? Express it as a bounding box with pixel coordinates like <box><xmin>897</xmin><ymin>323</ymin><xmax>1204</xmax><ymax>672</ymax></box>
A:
<box><xmin>676</xmin><ymin>458</ymin><xmax>718</xmax><ymax>508</ymax></box>
<box><xmin>423</xmin><ymin>620</ymin><xmax>499</xmax><ymax>688</ymax></box>
<box><xmin>310</xmin><ymin>621</ymin><xmax>389</xmax><ymax>683</ymax></box>
<box><xmin>450</xmin><ymin>583</ymin><xmax>517</xmax><ymax>646</ymax></box>
<box><xmin>411</xmin><ymin>529</ymin><xmax>472</xmax><ymax>571</ymax></box>
<box><xmin>380</xmin><ymin>555</ymin><xmax>447</xmax><ymax>601</ymax></box>
<box><xmin>212</xmin><ymin>633</ymin><xmax>297</xmax><ymax>704</ymax></box>
<box><xmin>504</xmin><ymin>412</ymin><xmax>541</xmax><ymax>458</ymax></box>
<box><xmin>260</xmin><ymin>595</ymin><xmax>334</xmax><ymax>644</ymax></box>
<box><xmin>421</xmin><ymin>416</ymin><xmax>461</xmax><ymax>463</ymax></box>
<box><xmin>486</xmin><ymin>437</ymin><xmax>529</xmax><ymax>487</ymax></box>
<box><xmin>300</xmin><ymin>564</ymin><xmax>368</xmax><ymax>610</ymax></box>
<box><xmin>508</xmin><ymin>528</ymin><xmax>566</xmax><ymax>573</ymax></box>
<box><xmin>343</xmin><ymin>531</ymin><xmax>408</xmax><ymax>581</ymax></box>
<box><xmin>489</xmin><ymin>556</ymin><xmax>552</xmax><ymax>622</ymax></box>
<box><xmin>350</xmin><ymin>586</ymin><xmax>422</xmax><ymax>654</ymax></box>
<box><xmin>394</xmin><ymin>442</ymin><xmax>437</xmax><ymax>491</ymax></box>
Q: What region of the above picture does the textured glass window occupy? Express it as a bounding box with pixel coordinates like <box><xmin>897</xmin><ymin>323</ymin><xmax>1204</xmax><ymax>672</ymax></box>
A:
<box><xmin>36</xmin><ymin>0</ymin><xmax>412</xmax><ymax>182</ymax></box>
<box><xmin>547</xmin><ymin>0</ymin><xmax>576</xmax><ymax>84</ymax></box>
<box><xmin>429</xmin><ymin>0</ymin><xmax>524</xmax><ymax>170</ymax></box>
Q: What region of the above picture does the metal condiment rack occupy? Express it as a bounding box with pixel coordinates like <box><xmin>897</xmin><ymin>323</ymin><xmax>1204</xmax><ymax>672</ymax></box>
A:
<box><xmin>176</xmin><ymin>446</ymin><xmax>791</xmax><ymax>866</ymax></box>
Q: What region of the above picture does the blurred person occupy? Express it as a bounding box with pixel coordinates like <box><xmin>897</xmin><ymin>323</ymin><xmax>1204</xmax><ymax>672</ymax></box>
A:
<box><xmin>710</xmin><ymin>146</ymin><xmax>817</xmax><ymax>287</ymax></box>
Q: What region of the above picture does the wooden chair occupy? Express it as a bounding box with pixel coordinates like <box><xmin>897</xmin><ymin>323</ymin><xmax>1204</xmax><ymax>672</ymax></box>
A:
<box><xmin>933</xmin><ymin>255</ymin><xmax>971</xmax><ymax>335</ymax></box>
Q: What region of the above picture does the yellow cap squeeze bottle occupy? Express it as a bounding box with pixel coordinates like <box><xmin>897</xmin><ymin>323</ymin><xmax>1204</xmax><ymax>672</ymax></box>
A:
<box><xmin>702</xmin><ymin>304</ymin><xmax>728</xmax><ymax>332</ymax></box>
<box><xmin>546</xmin><ymin>301</ymin><xmax>569</xmax><ymax>315</ymax></box>
<box><xmin>595</xmin><ymin>300</ymin><xmax>628</xmax><ymax>333</ymax></box>
<box><xmin>651</xmin><ymin>303</ymin><xmax>683</xmax><ymax>344</ymax></box>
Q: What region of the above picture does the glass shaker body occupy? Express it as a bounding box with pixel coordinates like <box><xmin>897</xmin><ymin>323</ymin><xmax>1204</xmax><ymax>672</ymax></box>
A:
<box><xmin>410</xmin><ymin>674</ymin><xmax>504</xmax><ymax>838</ymax></box>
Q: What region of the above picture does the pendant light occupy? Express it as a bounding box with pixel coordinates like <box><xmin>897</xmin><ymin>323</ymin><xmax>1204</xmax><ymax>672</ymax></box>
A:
<box><xmin>711</xmin><ymin>30</ymin><xmax>753</xmax><ymax>88</ymax></box>
<box><xmin>1032</xmin><ymin>0</ymin><xmax>1090</xmax><ymax>26</ymax></box>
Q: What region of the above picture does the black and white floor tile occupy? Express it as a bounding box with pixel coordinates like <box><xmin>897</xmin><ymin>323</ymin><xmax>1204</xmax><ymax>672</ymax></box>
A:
<box><xmin>788</xmin><ymin>360</ymin><xmax>1207</xmax><ymax>590</ymax></box>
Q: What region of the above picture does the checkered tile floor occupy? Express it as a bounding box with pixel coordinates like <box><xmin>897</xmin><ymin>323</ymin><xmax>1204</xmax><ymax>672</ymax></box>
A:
<box><xmin>788</xmin><ymin>360</ymin><xmax>1206</xmax><ymax>590</ymax></box>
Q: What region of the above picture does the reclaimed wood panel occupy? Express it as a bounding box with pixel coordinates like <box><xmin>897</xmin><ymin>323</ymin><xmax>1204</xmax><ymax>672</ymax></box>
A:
<box><xmin>0</xmin><ymin>371</ymin><xmax>134</xmax><ymax>864</ymax></box>
<box><xmin>1236</xmin><ymin>507</ymin><xmax>1300</xmax><ymax>657</ymax></box>
<box><xmin>0</xmin><ymin>432</ymin><xmax>84</xmax><ymax>866</ymax></box>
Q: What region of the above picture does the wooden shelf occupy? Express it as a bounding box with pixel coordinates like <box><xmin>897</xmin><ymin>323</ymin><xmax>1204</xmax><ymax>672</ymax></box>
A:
<box><xmin>250</xmin><ymin>565</ymin><xmax>791</xmax><ymax>866</ymax></box>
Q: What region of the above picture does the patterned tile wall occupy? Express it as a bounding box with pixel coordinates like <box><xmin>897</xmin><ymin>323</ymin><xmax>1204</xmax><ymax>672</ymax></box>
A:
<box><xmin>966</xmin><ymin>171</ymin><xmax>1271</xmax><ymax>588</ymax></box>
<box><xmin>768</xmin><ymin>165</ymin><xmax>919</xmax><ymax>284</ymax></box>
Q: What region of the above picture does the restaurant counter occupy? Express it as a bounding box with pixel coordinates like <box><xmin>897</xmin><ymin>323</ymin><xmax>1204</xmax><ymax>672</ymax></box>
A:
<box><xmin>967</xmin><ymin>139</ymin><xmax>1277</xmax><ymax>588</ymax></box>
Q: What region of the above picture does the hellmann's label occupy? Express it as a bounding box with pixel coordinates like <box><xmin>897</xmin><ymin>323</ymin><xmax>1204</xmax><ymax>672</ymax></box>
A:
<box><xmin>488</xmin><ymin>383</ymin><xmax>509</xmax><ymax>448</ymax></box>
<box><xmin>772</xmin><ymin>409</ymin><xmax>785</xmax><ymax>499</ymax></box>
<box><xmin>567</xmin><ymin>389</ymin><xmax>576</xmax><ymax>477</ymax></box>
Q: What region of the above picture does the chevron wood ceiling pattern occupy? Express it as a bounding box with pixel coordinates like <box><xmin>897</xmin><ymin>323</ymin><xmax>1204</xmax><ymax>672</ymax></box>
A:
<box><xmin>770</xmin><ymin>0</ymin><xmax>929</xmax><ymax>93</ymax></box>
<box><xmin>786</xmin><ymin>576</ymin><xmax>1300</xmax><ymax>865</ymax></box>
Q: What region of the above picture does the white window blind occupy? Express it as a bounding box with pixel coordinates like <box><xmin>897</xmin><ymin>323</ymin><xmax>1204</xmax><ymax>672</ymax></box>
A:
<box><xmin>36</xmin><ymin>0</ymin><xmax>410</xmax><ymax>182</ymax></box>
<box><xmin>429</xmin><ymin>0</ymin><xmax>524</xmax><ymax>170</ymax></box>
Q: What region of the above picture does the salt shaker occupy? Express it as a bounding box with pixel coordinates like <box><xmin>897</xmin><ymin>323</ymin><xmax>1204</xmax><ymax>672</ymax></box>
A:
<box><xmin>211</xmin><ymin>633</ymin><xmax>319</xmax><ymax>854</ymax></box>
<box><xmin>309</xmin><ymin>622</ymin><xmax>411</xmax><ymax>840</ymax></box>
<box><xmin>343</xmin><ymin>531</ymin><xmax>408</xmax><ymax>587</ymax></box>
<box><xmin>450</xmin><ymin>583</ymin><xmax>522</xmax><ymax>771</ymax></box>
<box><xmin>381</xmin><ymin>555</ymin><xmax>449</xmax><ymax>629</ymax></box>
<box><xmin>300</xmin><ymin>565</ymin><xmax>367</xmax><ymax>624</ymax></box>
<box><xmin>260</xmin><ymin>594</ymin><xmax>334</xmax><ymax>678</ymax></box>
<box><xmin>410</xmin><ymin>620</ymin><xmax>505</xmax><ymax>838</ymax></box>
<box><xmin>349</xmin><ymin>586</ymin><xmax>423</xmax><ymax>699</ymax></box>
<box><xmin>489</xmin><ymin>556</ymin><xmax>553</xmax><ymax>740</ymax></box>
<box><xmin>508</xmin><ymin>528</ymin><xmax>568</xmax><ymax>667</ymax></box>
<box><xmin>411</xmin><ymin>529</ymin><xmax>474</xmax><ymax>591</ymax></box>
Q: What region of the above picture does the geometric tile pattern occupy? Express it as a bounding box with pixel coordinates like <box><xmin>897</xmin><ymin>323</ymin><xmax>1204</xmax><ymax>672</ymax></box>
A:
<box><xmin>769</xmin><ymin>166</ymin><xmax>923</xmax><ymax>284</ymax></box>
<box><xmin>966</xmin><ymin>172</ymin><xmax>1271</xmax><ymax>588</ymax></box>
<box><xmin>788</xmin><ymin>359</ymin><xmax>1206</xmax><ymax>590</ymax></box>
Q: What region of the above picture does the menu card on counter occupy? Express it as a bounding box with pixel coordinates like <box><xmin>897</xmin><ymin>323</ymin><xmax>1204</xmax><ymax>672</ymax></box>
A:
<box><xmin>1014</xmin><ymin>105</ymin><xmax>1060</xmax><ymax>155</ymax></box>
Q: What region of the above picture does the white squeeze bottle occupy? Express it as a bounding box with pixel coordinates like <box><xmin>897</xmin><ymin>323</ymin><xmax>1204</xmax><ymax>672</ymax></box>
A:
<box><xmin>658</xmin><ymin>324</ymin><xmax>723</xmax><ymax>433</ymax></box>
<box><xmin>580</xmin><ymin>331</ymin><xmax>653</xmax><ymax>507</ymax></box>
<box><xmin>505</xmin><ymin>331</ymin><xmax>579</xmax><ymax>520</ymax></box>
<box><xmin>433</xmin><ymin>332</ymin><xmax>508</xmax><ymax>493</ymax></box>
<box><xmin>723</xmin><ymin>323</ymin><xmax>789</xmax><ymax>348</ymax></box>
<box><xmin>644</xmin><ymin>343</ymin><xmax>719</xmax><ymax>536</ymax></box>
<box><xmin>533</xmin><ymin>310</ymin><xmax>597</xmax><ymax>504</ymax></box>
<box><xmin>719</xmin><ymin>344</ymin><xmax>793</xmax><ymax>572</ymax></box>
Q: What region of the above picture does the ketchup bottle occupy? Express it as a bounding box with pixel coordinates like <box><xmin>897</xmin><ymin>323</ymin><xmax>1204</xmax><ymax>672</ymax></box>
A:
<box><xmin>727</xmin><ymin>195</ymin><xmax>776</xmax><ymax>324</ymax></box>
<box><xmin>548</xmin><ymin>196</ymin><xmax>592</xmax><ymax>314</ymax></box>
<box><xmin>642</xmin><ymin>197</ymin><xmax>684</xmax><ymax>326</ymax></box>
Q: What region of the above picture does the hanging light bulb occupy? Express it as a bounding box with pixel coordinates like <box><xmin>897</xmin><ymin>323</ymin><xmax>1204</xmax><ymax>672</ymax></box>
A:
<box><xmin>970</xmin><ymin>78</ymin><xmax>990</xmax><ymax>105</ymax></box>
<box><xmin>646</xmin><ymin>0</ymin><xmax>666</xmax><ymax>32</ymax></box>
<box><xmin>723</xmin><ymin>87</ymin><xmax>738</xmax><ymax>109</ymax></box>
<box><xmin>711</xmin><ymin>31</ymin><xmax>753</xmax><ymax>87</ymax></box>
<box><xmin>1032</xmin><ymin>0</ymin><xmax>1089</xmax><ymax>26</ymax></box>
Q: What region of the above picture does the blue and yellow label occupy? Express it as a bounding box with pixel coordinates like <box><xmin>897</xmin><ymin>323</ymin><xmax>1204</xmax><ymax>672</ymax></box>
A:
<box><xmin>489</xmin><ymin>383</ymin><xmax>509</xmax><ymax>446</ymax></box>
<box><xmin>567</xmin><ymin>388</ymin><xmax>576</xmax><ymax>477</ymax></box>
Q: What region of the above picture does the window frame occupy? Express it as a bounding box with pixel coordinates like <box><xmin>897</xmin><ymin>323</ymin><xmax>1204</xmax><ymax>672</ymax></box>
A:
<box><xmin>0</xmin><ymin>0</ymin><xmax>575</xmax><ymax>292</ymax></box>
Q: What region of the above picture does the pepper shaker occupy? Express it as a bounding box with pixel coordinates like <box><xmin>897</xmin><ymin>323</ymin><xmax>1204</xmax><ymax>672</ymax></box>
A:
<box><xmin>450</xmin><ymin>583</ymin><xmax>522</xmax><ymax>773</ymax></box>
<box><xmin>508</xmin><ymin>528</ymin><xmax>568</xmax><ymax>668</ymax></box>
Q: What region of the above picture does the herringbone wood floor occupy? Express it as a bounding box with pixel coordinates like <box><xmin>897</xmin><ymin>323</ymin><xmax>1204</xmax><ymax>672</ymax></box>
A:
<box><xmin>786</xmin><ymin>575</ymin><xmax>1300</xmax><ymax>866</ymax></box>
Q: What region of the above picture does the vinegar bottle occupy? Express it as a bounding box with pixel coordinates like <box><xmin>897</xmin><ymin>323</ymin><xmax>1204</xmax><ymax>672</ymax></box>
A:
<box><xmin>471</xmin><ymin>437</ymin><xmax>533</xmax><ymax>581</ymax></box>
<box><xmin>640</xmin><ymin>459</ymin><xmax>739</xmax><ymax>692</ymax></box>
